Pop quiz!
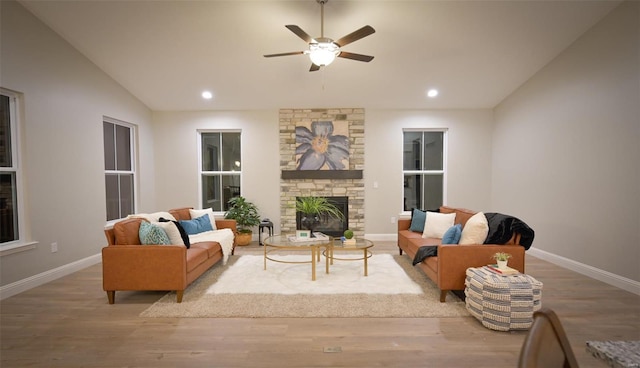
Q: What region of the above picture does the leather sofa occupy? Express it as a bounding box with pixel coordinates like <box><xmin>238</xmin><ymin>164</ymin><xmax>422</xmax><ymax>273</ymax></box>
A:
<box><xmin>398</xmin><ymin>206</ymin><xmax>525</xmax><ymax>302</ymax></box>
<box><xmin>102</xmin><ymin>207</ymin><xmax>237</xmax><ymax>304</ymax></box>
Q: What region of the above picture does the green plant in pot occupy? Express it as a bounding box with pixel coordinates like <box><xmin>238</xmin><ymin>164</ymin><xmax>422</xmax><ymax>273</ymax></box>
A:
<box><xmin>492</xmin><ymin>252</ymin><xmax>512</xmax><ymax>270</ymax></box>
<box><xmin>296</xmin><ymin>197</ymin><xmax>344</xmax><ymax>237</ymax></box>
<box><xmin>224</xmin><ymin>196</ymin><xmax>260</xmax><ymax>246</ymax></box>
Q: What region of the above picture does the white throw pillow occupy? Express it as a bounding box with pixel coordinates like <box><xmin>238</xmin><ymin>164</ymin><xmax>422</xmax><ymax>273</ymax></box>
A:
<box><xmin>422</xmin><ymin>212</ymin><xmax>456</xmax><ymax>239</ymax></box>
<box><xmin>189</xmin><ymin>208</ymin><xmax>217</xmax><ymax>230</ymax></box>
<box><xmin>459</xmin><ymin>212</ymin><xmax>489</xmax><ymax>245</ymax></box>
<box><xmin>155</xmin><ymin>221</ymin><xmax>185</xmax><ymax>246</ymax></box>
<box><xmin>128</xmin><ymin>211</ymin><xmax>176</xmax><ymax>223</ymax></box>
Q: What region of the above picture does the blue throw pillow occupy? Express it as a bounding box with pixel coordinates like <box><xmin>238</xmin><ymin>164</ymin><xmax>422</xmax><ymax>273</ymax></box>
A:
<box><xmin>409</xmin><ymin>209</ymin><xmax>427</xmax><ymax>233</ymax></box>
<box><xmin>179</xmin><ymin>214</ymin><xmax>214</xmax><ymax>235</ymax></box>
<box><xmin>441</xmin><ymin>224</ymin><xmax>462</xmax><ymax>244</ymax></box>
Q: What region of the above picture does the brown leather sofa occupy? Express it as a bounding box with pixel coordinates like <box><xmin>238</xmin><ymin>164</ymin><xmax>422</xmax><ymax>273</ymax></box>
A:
<box><xmin>398</xmin><ymin>206</ymin><xmax>525</xmax><ymax>302</ymax></box>
<box><xmin>102</xmin><ymin>207</ymin><xmax>237</xmax><ymax>304</ymax></box>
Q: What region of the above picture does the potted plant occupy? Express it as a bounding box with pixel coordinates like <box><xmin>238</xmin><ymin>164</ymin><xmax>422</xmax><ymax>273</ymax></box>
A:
<box><xmin>492</xmin><ymin>252</ymin><xmax>512</xmax><ymax>270</ymax></box>
<box><xmin>225</xmin><ymin>196</ymin><xmax>261</xmax><ymax>246</ymax></box>
<box><xmin>295</xmin><ymin>197</ymin><xmax>344</xmax><ymax>237</ymax></box>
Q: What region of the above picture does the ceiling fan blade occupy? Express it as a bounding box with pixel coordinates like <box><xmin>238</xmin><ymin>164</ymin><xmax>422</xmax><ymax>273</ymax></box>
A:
<box><xmin>334</xmin><ymin>25</ymin><xmax>375</xmax><ymax>47</ymax></box>
<box><xmin>264</xmin><ymin>51</ymin><xmax>305</xmax><ymax>58</ymax></box>
<box><xmin>309</xmin><ymin>63</ymin><xmax>321</xmax><ymax>72</ymax></box>
<box><xmin>338</xmin><ymin>51</ymin><xmax>374</xmax><ymax>62</ymax></box>
<box><xmin>285</xmin><ymin>25</ymin><xmax>313</xmax><ymax>43</ymax></box>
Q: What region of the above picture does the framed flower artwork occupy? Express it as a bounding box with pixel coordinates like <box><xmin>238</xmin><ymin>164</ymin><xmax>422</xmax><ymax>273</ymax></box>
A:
<box><xmin>295</xmin><ymin>120</ymin><xmax>350</xmax><ymax>170</ymax></box>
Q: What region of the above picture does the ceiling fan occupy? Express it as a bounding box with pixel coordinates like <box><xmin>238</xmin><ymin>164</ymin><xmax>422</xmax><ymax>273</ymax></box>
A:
<box><xmin>264</xmin><ymin>0</ymin><xmax>375</xmax><ymax>72</ymax></box>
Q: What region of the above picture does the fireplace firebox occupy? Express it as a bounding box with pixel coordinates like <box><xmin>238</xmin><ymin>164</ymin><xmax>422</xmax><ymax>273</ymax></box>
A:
<box><xmin>295</xmin><ymin>196</ymin><xmax>348</xmax><ymax>238</ymax></box>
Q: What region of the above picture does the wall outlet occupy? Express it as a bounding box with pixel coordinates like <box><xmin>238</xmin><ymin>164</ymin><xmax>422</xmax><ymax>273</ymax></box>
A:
<box><xmin>390</xmin><ymin>216</ymin><xmax>396</xmax><ymax>224</ymax></box>
<box><xmin>51</xmin><ymin>242</ymin><xmax>58</xmax><ymax>253</ymax></box>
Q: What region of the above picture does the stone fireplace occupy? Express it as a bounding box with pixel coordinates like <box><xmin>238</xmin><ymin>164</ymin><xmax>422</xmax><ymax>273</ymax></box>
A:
<box><xmin>279</xmin><ymin>108</ymin><xmax>365</xmax><ymax>238</ymax></box>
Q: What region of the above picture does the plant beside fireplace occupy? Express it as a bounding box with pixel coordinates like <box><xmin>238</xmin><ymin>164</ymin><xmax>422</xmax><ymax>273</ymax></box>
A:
<box><xmin>295</xmin><ymin>197</ymin><xmax>344</xmax><ymax>236</ymax></box>
<box><xmin>225</xmin><ymin>196</ymin><xmax>261</xmax><ymax>246</ymax></box>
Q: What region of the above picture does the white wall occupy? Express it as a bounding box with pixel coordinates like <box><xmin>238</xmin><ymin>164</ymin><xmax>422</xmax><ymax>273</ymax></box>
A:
<box><xmin>153</xmin><ymin>109</ymin><xmax>495</xmax><ymax>239</ymax></box>
<box><xmin>492</xmin><ymin>1</ymin><xmax>639</xmax><ymax>282</ymax></box>
<box><xmin>0</xmin><ymin>0</ymin><xmax>153</xmax><ymax>286</ymax></box>
<box><xmin>152</xmin><ymin>110</ymin><xmax>281</xmax><ymax>232</ymax></box>
<box><xmin>365</xmin><ymin>109</ymin><xmax>494</xmax><ymax>236</ymax></box>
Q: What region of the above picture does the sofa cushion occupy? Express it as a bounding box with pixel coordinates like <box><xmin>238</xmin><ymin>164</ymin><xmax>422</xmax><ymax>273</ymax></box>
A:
<box><xmin>185</xmin><ymin>248</ymin><xmax>208</xmax><ymax>273</ymax></box>
<box><xmin>189</xmin><ymin>208</ymin><xmax>217</xmax><ymax>230</ymax></box>
<box><xmin>459</xmin><ymin>212</ymin><xmax>489</xmax><ymax>245</ymax></box>
<box><xmin>113</xmin><ymin>218</ymin><xmax>143</xmax><ymax>245</ymax></box>
<box><xmin>406</xmin><ymin>236</ymin><xmax>440</xmax><ymax>256</ymax></box>
<box><xmin>139</xmin><ymin>221</ymin><xmax>171</xmax><ymax>245</ymax></box>
<box><xmin>442</xmin><ymin>224</ymin><xmax>462</xmax><ymax>244</ymax></box>
<box><xmin>190</xmin><ymin>241</ymin><xmax>223</xmax><ymax>258</ymax></box>
<box><xmin>409</xmin><ymin>209</ymin><xmax>427</xmax><ymax>232</ymax></box>
<box><xmin>441</xmin><ymin>206</ymin><xmax>476</xmax><ymax>226</ymax></box>
<box><xmin>179</xmin><ymin>214</ymin><xmax>213</xmax><ymax>235</ymax></box>
<box><xmin>422</xmin><ymin>212</ymin><xmax>456</xmax><ymax>238</ymax></box>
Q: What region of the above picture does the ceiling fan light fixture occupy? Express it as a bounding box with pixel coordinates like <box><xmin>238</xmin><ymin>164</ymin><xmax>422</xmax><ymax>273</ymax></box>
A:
<box><xmin>309</xmin><ymin>41</ymin><xmax>340</xmax><ymax>66</ymax></box>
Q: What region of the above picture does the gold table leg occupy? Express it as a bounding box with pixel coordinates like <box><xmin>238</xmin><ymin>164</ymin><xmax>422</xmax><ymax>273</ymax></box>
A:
<box><xmin>311</xmin><ymin>247</ymin><xmax>316</xmax><ymax>281</ymax></box>
<box><xmin>363</xmin><ymin>249</ymin><xmax>368</xmax><ymax>276</ymax></box>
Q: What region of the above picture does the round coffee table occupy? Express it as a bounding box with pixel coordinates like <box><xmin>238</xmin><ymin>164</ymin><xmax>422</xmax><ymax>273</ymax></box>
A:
<box><xmin>263</xmin><ymin>234</ymin><xmax>333</xmax><ymax>281</ymax></box>
<box><xmin>323</xmin><ymin>238</ymin><xmax>374</xmax><ymax>276</ymax></box>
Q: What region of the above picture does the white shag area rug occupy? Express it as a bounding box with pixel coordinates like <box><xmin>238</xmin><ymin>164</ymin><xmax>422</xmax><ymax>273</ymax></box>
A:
<box><xmin>140</xmin><ymin>254</ymin><xmax>469</xmax><ymax>318</ymax></box>
<box><xmin>206</xmin><ymin>254</ymin><xmax>423</xmax><ymax>295</ymax></box>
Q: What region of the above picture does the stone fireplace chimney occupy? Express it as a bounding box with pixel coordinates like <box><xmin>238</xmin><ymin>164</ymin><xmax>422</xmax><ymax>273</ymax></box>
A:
<box><xmin>279</xmin><ymin>108</ymin><xmax>365</xmax><ymax>238</ymax></box>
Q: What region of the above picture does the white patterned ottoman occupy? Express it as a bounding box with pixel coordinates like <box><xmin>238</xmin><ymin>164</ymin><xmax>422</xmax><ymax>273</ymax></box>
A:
<box><xmin>465</xmin><ymin>266</ymin><xmax>543</xmax><ymax>331</ymax></box>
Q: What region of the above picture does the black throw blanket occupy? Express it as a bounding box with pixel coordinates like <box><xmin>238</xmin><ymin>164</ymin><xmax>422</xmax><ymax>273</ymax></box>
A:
<box><xmin>412</xmin><ymin>213</ymin><xmax>535</xmax><ymax>265</ymax></box>
<box><xmin>484</xmin><ymin>213</ymin><xmax>535</xmax><ymax>250</ymax></box>
<box><xmin>412</xmin><ymin>246</ymin><xmax>438</xmax><ymax>266</ymax></box>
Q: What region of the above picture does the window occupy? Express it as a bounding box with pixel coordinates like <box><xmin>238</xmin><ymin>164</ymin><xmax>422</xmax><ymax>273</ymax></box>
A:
<box><xmin>103</xmin><ymin>118</ymin><xmax>135</xmax><ymax>221</ymax></box>
<box><xmin>403</xmin><ymin>130</ymin><xmax>446</xmax><ymax>211</ymax></box>
<box><xmin>0</xmin><ymin>90</ymin><xmax>21</xmax><ymax>245</ymax></box>
<box><xmin>199</xmin><ymin>131</ymin><xmax>241</xmax><ymax>212</ymax></box>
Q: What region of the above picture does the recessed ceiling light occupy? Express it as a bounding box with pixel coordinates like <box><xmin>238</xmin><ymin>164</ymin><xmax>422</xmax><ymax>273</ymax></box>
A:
<box><xmin>202</xmin><ymin>91</ymin><xmax>213</xmax><ymax>100</ymax></box>
<box><xmin>427</xmin><ymin>89</ymin><xmax>439</xmax><ymax>98</ymax></box>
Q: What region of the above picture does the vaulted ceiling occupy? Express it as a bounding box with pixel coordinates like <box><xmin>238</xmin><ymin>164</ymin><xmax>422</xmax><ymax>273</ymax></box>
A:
<box><xmin>19</xmin><ymin>0</ymin><xmax>621</xmax><ymax>111</ymax></box>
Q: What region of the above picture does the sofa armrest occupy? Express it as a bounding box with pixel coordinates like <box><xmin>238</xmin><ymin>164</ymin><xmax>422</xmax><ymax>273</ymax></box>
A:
<box><xmin>102</xmin><ymin>245</ymin><xmax>188</xmax><ymax>291</ymax></box>
<box><xmin>437</xmin><ymin>244</ymin><xmax>525</xmax><ymax>290</ymax></box>
<box><xmin>398</xmin><ymin>218</ymin><xmax>411</xmax><ymax>231</ymax></box>
<box><xmin>215</xmin><ymin>219</ymin><xmax>237</xmax><ymax>233</ymax></box>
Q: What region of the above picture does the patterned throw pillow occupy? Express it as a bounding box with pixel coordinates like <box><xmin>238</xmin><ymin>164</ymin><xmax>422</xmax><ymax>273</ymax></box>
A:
<box><xmin>139</xmin><ymin>221</ymin><xmax>171</xmax><ymax>245</ymax></box>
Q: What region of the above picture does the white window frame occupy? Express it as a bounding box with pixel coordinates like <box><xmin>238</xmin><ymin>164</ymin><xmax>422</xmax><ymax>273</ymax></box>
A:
<box><xmin>0</xmin><ymin>88</ymin><xmax>32</xmax><ymax>253</ymax></box>
<box><xmin>197</xmin><ymin>130</ymin><xmax>242</xmax><ymax>215</ymax></box>
<box><xmin>103</xmin><ymin>117</ymin><xmax>137</xmax><ymax>223</ymax></box>
<box><xmin>402</xmin><ymin>128</ymin><xmax>448</xmax><ymax>215</ymax></box>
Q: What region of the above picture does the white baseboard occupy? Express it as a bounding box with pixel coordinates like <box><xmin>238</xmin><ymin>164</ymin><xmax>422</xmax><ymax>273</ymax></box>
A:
<box><xmin>0</xmin><ymin>253</ymin><xmax>102</xmax><ymax>300</ymax></box>
<box><xmin>527</xmin><ymin>248</ymin><xmax>640</xmax><ymax>296</ymax></box>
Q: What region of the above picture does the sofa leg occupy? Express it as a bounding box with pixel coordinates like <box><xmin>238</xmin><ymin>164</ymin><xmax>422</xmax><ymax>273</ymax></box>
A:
<box><xmin>176</xmin><ymin>290</ymin><xmax>184</xmax><ymax>303</ymax></box>
<box><xmin>439</xmin><ymin>290</ymin><xmax>448</xmax><ymax>303</ymax></box>
<box><xmin>107</xmin><ymin>291</ymin><xmax>115</xmax><ymax>304</ymax></box>
<box><xmin>398</xmin><ymin>248</ymin><xmax>403</xmax><ymax>255</ymax></box>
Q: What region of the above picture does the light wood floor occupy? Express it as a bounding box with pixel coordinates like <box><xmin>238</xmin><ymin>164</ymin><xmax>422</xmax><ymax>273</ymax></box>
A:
<box><xmin>1</xmin><ymin>241</ymin><xmax>638</xmax><ymax>367</ymax></box>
